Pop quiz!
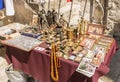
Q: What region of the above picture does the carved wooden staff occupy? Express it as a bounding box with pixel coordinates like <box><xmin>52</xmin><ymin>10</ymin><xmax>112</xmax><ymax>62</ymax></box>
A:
<box><xmin>90</xmin><ymin>0</ymin><xmax>93</xmax><ymax>23</ymax></box>
<box><xmin>103</xmin><ymin>0</ymin><xmax>109</xmax><ymax>25</ymax></box>
<box><xmin>58</xmin><ymin>0</ymin><xmax>61</xmax><ymax>18</ymax></box>
<box><xmin>67</xmin><ymin>0</ymin><xmax>73</xmax><ymax>28</ymax></box>
<box><xmin>48</xmin><ymin>0</ymin><xmax>50</xmax><ymax>10</ymax></box>
<box><xmin>83</xmin><ymin>0</ymin><xmax>87</xmax><ymax>18</ymax></box>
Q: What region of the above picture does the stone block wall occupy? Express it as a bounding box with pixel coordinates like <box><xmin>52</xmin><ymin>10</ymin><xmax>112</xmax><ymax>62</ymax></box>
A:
<box><xmin>3</xmin><ymin>0</ymin><xmax>119</xmax><ymax>37</ymax></box>
<box><xmin>108</xmin><ymin>0</ymin><xmax>120</xmax><ymax>36</ymax></box>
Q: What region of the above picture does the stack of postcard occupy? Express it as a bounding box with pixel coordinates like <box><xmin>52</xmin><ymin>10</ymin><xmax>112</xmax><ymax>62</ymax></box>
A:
<box><xmin>76</xmin><ymin>43</ymin><xmax>108</xmax><ymax>77</ymax></box>
<box><xmin>76</xmin><ymin>57</ymin><xmax>96</xmax><ymax>77</ymax></box>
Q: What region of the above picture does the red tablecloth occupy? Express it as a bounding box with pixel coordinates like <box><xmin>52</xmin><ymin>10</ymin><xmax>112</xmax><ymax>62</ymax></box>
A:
<box><xmin>5</xmin><ymin>40</ymin><xmax>118</xmax><ymax>82</ymax></box>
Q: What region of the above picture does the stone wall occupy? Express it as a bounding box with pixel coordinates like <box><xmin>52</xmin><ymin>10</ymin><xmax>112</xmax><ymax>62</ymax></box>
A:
<box><xmin>108</xmin><ymin>0</ymin><xmax>120</xmax><ymax>36</ymax></box>
<box><xmin>9</xmin><ymin>0</ymin><xmax>120</xmax><ymax>37</ymax></box>
<box><xmin>13</xmin><ymin>0</ymin><xmax>34</xmax><ymax>24</ymax></box>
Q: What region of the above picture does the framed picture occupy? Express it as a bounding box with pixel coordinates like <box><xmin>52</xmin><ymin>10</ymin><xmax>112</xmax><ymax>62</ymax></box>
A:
<box><xmin>88</xmin><ymin>34</ymin><xmax>102</xmax><ymax>39</ymax></box>
<box><xmin>87</xmin><ymin>24</ymin><xmax>105</xmax><ymax>35</ymax></box>
<box><xmin>92</xmin><ymin>44</ymin><xmax>107</xmax><ymax>62</ymax></box>
<box><xmin>99</xmin><ymin>36</ymin><xmax>114</xmax><ymax>43</ymax></box>
<box><xmin>80</xmin><ymin>37</ymin><xmax>96</xmax><ymax>49</ymax></box>
<box><xmin>91</xmin><ymin>57</ymin><xmax>101</xmax><ymax>67</ymax></box>
<box><xmin>97</xmin><ymin>41</ymin><xmax>111</xmax><ymax>49</ymax></box>
<box><xmin>76</xmin><ymin>58</ymin><xmax>96</xmax><ymax>77</ymax></box>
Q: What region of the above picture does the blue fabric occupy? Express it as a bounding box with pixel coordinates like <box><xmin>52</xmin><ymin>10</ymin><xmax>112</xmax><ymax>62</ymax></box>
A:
<box><xmin>0</xmin><ymin>0</ymin><xmax>4</xmax><ymax>10</ymax></box>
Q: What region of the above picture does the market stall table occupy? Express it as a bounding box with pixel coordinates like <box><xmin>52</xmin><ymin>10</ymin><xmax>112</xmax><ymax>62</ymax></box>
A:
<box><xmin>5</xmin><ymin>40</ymin><xmax>118</xmax><ymax>82</ymax></box>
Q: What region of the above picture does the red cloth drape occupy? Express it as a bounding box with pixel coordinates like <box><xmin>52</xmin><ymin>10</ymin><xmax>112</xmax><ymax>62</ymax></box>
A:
<box><xmin>67</xmin><ymin>0</ymin><xmax>72</xmax><ymax>2</ymax></box>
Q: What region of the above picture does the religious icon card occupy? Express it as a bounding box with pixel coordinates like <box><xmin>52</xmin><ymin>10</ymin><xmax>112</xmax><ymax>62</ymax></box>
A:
<box><xmin>87</xmin><ymin>24</ymin><xmax>105</xmax><ymax>35</ymax></box>
<box><xmin>92</xmin><ymin>44</ymin><xmax>107</xmax><ymax>62</ymax></box>
<box><xmin>76</xmin><ymin>58</ymin><xmax>96</xmax><ymax>77</ymax></box>
<box><xmin>99</xmin><ymin>36</ymin><xmax>114</xmax><ymax>43</ymax></box>
<box><xmin>97</xmin><ymin>40</ymin><xmax>111</xmax><ymax>49</ymax></box>
<box><xmin>85</xmin><ymin>50</ymin><xmax>95</xmax><ymax>59</ymax></box>
<box><xmin>91</xmin><ymin>57</ymin><xmax>102</xmax><ymax>67</ymax></box>
<box><xmin>80</xmin><ymin>37</ymin><xmax>96</xmax><ymax>49</ymax></box>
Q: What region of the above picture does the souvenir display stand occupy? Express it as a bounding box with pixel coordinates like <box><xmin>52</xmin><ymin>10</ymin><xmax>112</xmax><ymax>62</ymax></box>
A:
<box><xmin>3</xmin><ymin>22</ymin><xmax>118</xmax><ymax>82</ymax></box>
<box><xmin>1</xmin><ymin>0</ymin><xmax>117</xmax><ymax>82</ymax></box>
<box><xmin>5</xmin><ymin>38</ymin><xmax>117</xmax><ymax>82</ymax></box>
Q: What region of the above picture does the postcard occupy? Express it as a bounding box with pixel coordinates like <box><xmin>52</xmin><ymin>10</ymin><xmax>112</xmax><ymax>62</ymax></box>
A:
<box><xmin>92</xmin><ymin>44</ymin><xmax>107</xmax><ymax>62</ymax></box>
<box><xmin>85</xmin><ymin>50</ymin><xmax>95</xmax><ymax>59</ymax></box>
<box><xmin>80</xmin><ymin>37</ymin><xmax>96</xmax><ymax>49</ymax></box>
<box><xmin>91</xmin><ymin>57</ymin><xmax>102</xmax><ymax>67</ymax></box>
<box><xmin>74</xmin><ymin>56</ymin><xmax>82</xmax><ymax>63</ymax></box>
<box><xmin>76</xmin><ymin>58</ymin><xmax>96</xmax><ymax>77</ymax></box>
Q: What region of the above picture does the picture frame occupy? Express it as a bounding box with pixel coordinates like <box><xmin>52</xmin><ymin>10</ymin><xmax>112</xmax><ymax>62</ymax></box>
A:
<box><xmin>80</xmin><ymin>37</ymin><xmax>96</xmax><ymax>49</ymax></box>
<box><xmin>86</xmin><ymin>24</ymin><xmax>105</xmax><ymax>35</ymax></box>
<box><xmin>91</xmin><ymin>57</ymin><xmax>101</xmax><ymax>67</ymax></box>
<box><xmin>92</xmin><ymin>44</ymin><xmax>107</xmax><ymax>62</ymax></box>
<box><xmin>99</xmin><ymin>36</ymin><xmax>114</xmax><ymax>43</ymax></box>
<box><xmin>97</xmin><ymin>40</ymin><xmax>111</xmax><ymax>49</ymax></box>
<box><xmin>76</xmin><ymin>58</ymin><xmax>96</xmax><ymax>77</ymax></box>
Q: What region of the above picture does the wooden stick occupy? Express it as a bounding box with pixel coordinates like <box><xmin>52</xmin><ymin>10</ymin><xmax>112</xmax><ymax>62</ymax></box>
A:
<box><xmin>103</xmin><ymin>0</ymin><xmax>109</xmax><ymax>25</ymax></box>
<box><xmin>48</xmin><ymin>0</ymin><xmax>50</xmax><ymax>10</ymax></box>
<box><xmin>67</xmin><ymin>0</ymin><xmax>74</xmax><ymax>28</ymax></box>
<box><xmin>90</xmin><ymin>0</ymin><xmax>93</xmax><ymax>23</ymax></box>
<box><xmin>83</xmin><ymin>0</ymin><xmax>88</xmax><ymax>18</ymax></box>
<box><xmin>58</xmin><ymin>0</ymin><xmax>61</xmax><ymax>18</ymax></box>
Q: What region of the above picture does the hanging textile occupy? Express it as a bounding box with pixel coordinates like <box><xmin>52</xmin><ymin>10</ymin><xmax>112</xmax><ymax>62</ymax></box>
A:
<box><xmin>0</xmin><ymin>0</ymin><xmax>5</xmax><ymax>10</ymax></box>
<box><xmin>67</xmin><ymin>0</ymin><xmax>72</xmax><ymax>2</ymax></box>
<box><xmin>4</xmin><ymin>0</ymin><xmax>15</xmax><ymax>16</ymax></box>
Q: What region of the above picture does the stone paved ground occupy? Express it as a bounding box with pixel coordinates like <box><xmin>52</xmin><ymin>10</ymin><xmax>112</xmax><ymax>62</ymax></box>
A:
<box><xmin>0</xmin><ymin>57</ymin><xmax>8</xmax><ymax>82</ymax></box>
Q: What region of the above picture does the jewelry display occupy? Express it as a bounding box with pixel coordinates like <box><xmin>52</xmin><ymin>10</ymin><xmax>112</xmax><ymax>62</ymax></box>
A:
<box><xmin>50</xmin><ymin>44</ymin><xmax>60</xmax><ymax>82</ymax></box>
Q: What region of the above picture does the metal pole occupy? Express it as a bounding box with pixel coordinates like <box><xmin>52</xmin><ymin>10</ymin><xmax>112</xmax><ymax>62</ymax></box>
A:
<box><xmin>67</xmin><ymin>0</ymin><xmax>73</xmax><ymax>28</ymax></box>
